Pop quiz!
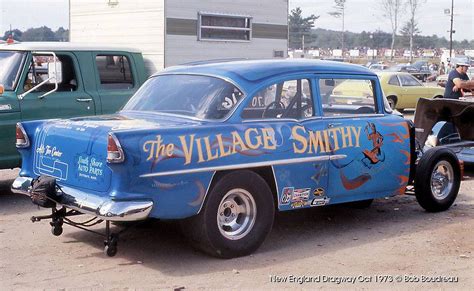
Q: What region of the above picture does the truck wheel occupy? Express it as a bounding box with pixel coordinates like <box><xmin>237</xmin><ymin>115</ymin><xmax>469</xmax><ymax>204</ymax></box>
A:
<box><xmin>415</xmin><ymin>148</ymin><xmax>461</xmax><ymax>212</ymax></box>
<box><xmin>181</xmin><ymin>170</ymin><xmax>275</xmax><ymax>258</ymax></box>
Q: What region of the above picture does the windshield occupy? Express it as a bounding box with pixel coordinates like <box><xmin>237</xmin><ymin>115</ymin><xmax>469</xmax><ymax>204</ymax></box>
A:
<box><xmin>0</xmin><ymin>51</ymin><xmax>25</xmax><ymax>90</ymax></box>
<box><xmin>387</xmin><ymin>66</ymin><xmax>402</xmax><ymax>72</ymax></box>
<box><xmin>123</xmin><ymin>75</ymin><xmax>244</xmax><ymax>120</ymax></box>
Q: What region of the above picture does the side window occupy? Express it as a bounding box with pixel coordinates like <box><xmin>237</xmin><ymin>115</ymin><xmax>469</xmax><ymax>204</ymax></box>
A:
<box><xmin>319</xmin><ymin>78</ymin><xmax>377</xmax><ymax>116</ymax></box>
<box><xmin>241</xmin><ymin>79</ymin><xmax>313</xmax><ymax>120</ymax></box>
<box><xmin>399</xmin><ymin>74</ymin><xmax>421</xmax><ymax>86</ymax></box>
<box><xmin>23</xmin><ymin>54</ymin><xmax>77</xmax><ymax>92</ymax></box>
<box><xmin>95</xmin><ymin>55</ymin><xmax>134</xmax><ymax>89</ymax></box>
<box><xmin>388</xmin><ymin>75</ymin><xmax>400</xmax><ymax>86</ymax></box>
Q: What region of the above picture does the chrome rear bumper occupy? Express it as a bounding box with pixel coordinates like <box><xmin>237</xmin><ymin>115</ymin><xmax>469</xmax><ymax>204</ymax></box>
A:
<box><xmin>12</xmin><ymin>176</ymin><xmax>153</xmax><ymax>221</ymax></box>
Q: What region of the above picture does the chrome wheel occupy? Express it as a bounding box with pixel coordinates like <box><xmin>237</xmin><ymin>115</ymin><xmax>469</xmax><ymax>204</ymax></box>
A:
<box><xmin>217</xmin><ymin>188</ymin><xmax>257</xmax><ymax>240</ymax></box>
<box><xmin>430</xmin><ymin>160</ymin><xmax>454</xmax><ymax>200</ymax></box>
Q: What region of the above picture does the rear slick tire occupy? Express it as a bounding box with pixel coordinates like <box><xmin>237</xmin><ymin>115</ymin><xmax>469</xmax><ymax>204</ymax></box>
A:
<box><xmin>181</xmin><ymin>170</ymin><xmax>275</xmax><ymax>258</ymax></box>
<box><xmin>415</xmin><ymin>147</ymin><xmax>461</xmax><ymax>212</ymax></box>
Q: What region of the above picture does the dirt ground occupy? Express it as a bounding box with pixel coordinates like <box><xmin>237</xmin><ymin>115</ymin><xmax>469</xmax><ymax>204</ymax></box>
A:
<box><xmin>1</xmin><ymin>167</ymin><xmax>473</xmax><ymax>290</ymax></box>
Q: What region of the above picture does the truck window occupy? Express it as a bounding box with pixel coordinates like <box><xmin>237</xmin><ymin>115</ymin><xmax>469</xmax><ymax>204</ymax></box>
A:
<box><xmin>23</xmin><ymin>55</ymin><xmax>77</xmax><ymax>92</ymax></box>
<box><xmin>95</xmin><ymin>55</ymin><xmax>134</xmax><ymax>90</ymax></box>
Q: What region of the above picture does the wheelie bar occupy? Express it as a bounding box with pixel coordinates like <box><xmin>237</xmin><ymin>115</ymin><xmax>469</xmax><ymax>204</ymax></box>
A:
<box><xmin>30</xmin><ymin>207</ymin><xmax>124</xmax><ymax>257</ymax></box>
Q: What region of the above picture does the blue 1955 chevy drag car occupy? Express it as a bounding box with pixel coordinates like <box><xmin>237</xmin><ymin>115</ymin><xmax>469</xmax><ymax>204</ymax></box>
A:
<box><xmin>12</xmin><ymin>60</ymin><xmax>462</xmax><ymax>258</ymax></box>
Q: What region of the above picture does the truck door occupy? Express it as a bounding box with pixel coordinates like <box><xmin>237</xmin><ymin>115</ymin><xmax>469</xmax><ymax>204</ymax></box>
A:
<box><xmin>0</xmin><ymin>50</ymin><xmax>24</xmax><ymax>168</ymax></box>
<box><xmin>316</xmin><ymin>75</ymin><xmax>411</xmax><ymax>204</ymax></box>
<box><xmin>93</xmin><ymin>53</ymin><xmax>138</xmax><ymax>114</ymax></box>
<box><xmin>18</xmin><ymin>52</ymin><xmax>96</xmax><ymax>121</ymax></box>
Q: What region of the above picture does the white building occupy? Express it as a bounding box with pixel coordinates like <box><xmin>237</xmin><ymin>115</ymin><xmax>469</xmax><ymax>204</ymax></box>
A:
<box><xmin>69</xmin><ymin>0</ymin><xmax>289</xmax><ymax>74</ymax></box>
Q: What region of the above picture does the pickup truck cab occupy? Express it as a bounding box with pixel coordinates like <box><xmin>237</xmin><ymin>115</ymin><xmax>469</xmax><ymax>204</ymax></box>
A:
<box><xmin>0</xmin><ymin>42</ymin><xmax>148</xmax><ymax>169</ymax></box>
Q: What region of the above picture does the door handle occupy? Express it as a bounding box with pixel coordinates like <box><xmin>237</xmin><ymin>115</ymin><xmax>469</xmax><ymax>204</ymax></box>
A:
<box><xmin>328</xmin><ymin>122</ymin><xmax>342</xmax><ymax>128</ymax></box>
<box><xmin>76</xmin><ymin>98</ymin><xmax>92</xmax><ymax>102</ymax></box>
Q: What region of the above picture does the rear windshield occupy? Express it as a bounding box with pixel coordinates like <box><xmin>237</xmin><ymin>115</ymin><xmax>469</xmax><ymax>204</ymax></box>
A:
<box><xmin>0</xmin><ymin>51</ymin><xmax>25</xmax><ymax>90</ymax></box>
<box><xmin>123</xmin><ymin>74</ymin><xmax>244</xmax><ymax>120</ymax></box>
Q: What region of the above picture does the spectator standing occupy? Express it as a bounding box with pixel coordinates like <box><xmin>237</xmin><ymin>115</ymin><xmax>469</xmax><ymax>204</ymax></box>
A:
<box><xmin>443</xmin><ymin>62</ymin><xmax>471</xmax><ymax>99</ymax></box>
<box><xmin>439</xmin><ymin>62</ymin><xmax>446</xmax><ymax>75</ymax></box>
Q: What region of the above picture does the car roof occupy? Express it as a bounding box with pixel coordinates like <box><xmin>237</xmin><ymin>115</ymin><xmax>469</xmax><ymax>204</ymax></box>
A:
<box><xmin>158</xmin><ymin>59</ymin><xmax>375</xmax><ymax>84</ymax></box>
<box><xmin>0</xmin><ymin>42</ymin><xmax>141</xmax><ymax>53</ymax></box>
<box><xmin>376</xmin><ymin>71</ymin><xmax>413</xmax><ymax>79</ymax></box>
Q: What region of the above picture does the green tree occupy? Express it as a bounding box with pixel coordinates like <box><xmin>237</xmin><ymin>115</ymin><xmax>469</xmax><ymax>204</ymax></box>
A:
<box><xmin>2</xmin><ymin>29</ymin><xmax>22</xmax><ymax>41</ymax></box>
<box><xmin>55</xmin><ymin>27</ymin><xmax>69</xmax><ymax>42</ymax></box>
<box><xmin>404</xmin><ymin>0</ymin><xmax>425</xmax><ymax>61</ymax></box>
<box><xmin>289</xmin><ymin>7</ymin><xmax>319</xmax><ymax>50</ymax></box>
<box><xmin>399</xmin><ymin>21</ymin><xmax>421</xmax><ymax>50</ymax></box>
<box><xmin>380</xmin><ymin>0</ymin><xmax>403</xmax><ymax>60</ymax></box>
<box><xmin>21</xmin><ymin>26</ymin><xmax>56</xmax><ymax>41</ymax></box>
<box><xmin>328</xmin><ymin>0</ymin><xmax>346</xmax><ymax>51</ymax></box>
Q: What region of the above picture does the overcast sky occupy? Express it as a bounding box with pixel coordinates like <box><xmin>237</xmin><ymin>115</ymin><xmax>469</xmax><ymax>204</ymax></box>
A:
<box><xmin>0</xmin><ymin>0</ymin><xmax>472</xmax><ymax>41</ymax></box>
<box><xmin>0</xmin><ymin>0</ymin><xmax>69</xmax><ymax>33</ymax></box>
<box><xmin>291</xmin><ymin>0</ymin><xmax>473</xmax><ymax>41</ymax></box>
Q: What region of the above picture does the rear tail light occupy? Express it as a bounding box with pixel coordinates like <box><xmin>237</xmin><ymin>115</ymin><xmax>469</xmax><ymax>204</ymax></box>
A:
<box><xmin>16</xmin><ymin>123</ymin><xmax>30</xmax><ymax>148</ymax></box>
<box><xmin>107</xmin><ymin>133</ymin><xmax>124</xmax><ymax>163</ymax></box>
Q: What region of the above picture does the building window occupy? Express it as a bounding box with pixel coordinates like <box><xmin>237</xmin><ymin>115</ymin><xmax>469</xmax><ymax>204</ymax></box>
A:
<box><xmin>95</xmin><ymin>55</ymin><xmax>134</xmax><ymax>90</ymax></box>
<box><xmin>198</xmin><ymin>12</ymin><xmax>252</xmax><ymax>42</ymax></box>
<box><xmin>273</xmin><ymin>50</ymin><xmax>284</xmax><ymax>58</ymax></box>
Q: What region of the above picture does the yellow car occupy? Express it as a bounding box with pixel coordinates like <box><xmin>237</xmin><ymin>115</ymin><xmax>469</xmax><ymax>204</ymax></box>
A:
<box><xmin>332</xmin><ymin>72</ymin><xmax>444</xmax><ymax>111</ymax></box>
<box><xmin>377</xmin><ymin>72</ymin><xmax>444</xmax><ymax>110</ymax></box>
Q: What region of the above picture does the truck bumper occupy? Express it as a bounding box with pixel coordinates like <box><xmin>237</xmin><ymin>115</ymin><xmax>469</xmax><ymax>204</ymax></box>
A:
<box><xmin>12</xmin><ymin>176</ymin><xmax>153</xmax><ymax>221</ymax></box>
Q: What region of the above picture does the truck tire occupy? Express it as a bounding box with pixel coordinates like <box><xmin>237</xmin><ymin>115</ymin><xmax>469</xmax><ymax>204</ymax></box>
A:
<box><xmin>415</xmin><ymin>147</ymin><xmax>461</xmax><ymax>212</ymax></box>
<box><xmin>181</xmin><ymin>170</ymin><xmax>275</xmax><ymax>258</ymax></box>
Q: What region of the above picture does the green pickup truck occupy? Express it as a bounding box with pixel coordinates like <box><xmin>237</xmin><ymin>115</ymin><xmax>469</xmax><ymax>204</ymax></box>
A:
<box><xmin>0</xmin><ymin>42</ymin><xmax>148</xmax><ymax>169</ymax></box>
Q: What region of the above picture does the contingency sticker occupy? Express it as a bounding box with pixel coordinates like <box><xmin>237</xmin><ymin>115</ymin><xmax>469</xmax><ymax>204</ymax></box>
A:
<box><xmin>291</xmin><ymin>188</ymin><xmax>310</xmax><ymax>202</ymax></box>
<box><xmin>280</xmin><ymin>187</ymin><xmax>294</xmax><ymax>205</ymax></box>
<box><xmin>310</xmin><ymin>188</ymin><xmax>330</xmax><ymax>207</ymax></box>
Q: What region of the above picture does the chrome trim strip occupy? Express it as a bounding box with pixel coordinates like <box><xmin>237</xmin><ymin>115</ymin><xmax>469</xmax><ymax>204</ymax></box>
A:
<box><xmin>107</xmin><ymin>132</ymin><xmax>125</xmax><ymax>163</ymax></box>
<box><xmin>320</xmin><ymin>113</ymin><xmax>385</xmax><ymax>119</ymax></box>
<box><xmin>271</xmin><ymin>165</ymin><xmax>281</xmax><ymax>207</ymax></box>
<box><xmin>11</xmin><ymin>176</ymin><xmax>153</xmax><ymax>221</ymax></box>
<box><xmin>140</xmin><ymin>155</ymin><xmax>347</xmax><ymax>178</ymax></box>
<box><xmin>15</xmin><ymin>122</ymin><xmax>30</xmax><ymax>148</ymax></box>
<box><xmin>58</xmin><ymin>185</ymin><xmax>153</xmax><ymax>221</ymax></box>
<box><xmin>196</xmin><ymin>171</ymin><xmax>217</xmax><ymax>215</ymax></box>
<box><xmin>11</xmin><ymin>176</ymin><xmax>33</xmax><ymax>195</ymax></box>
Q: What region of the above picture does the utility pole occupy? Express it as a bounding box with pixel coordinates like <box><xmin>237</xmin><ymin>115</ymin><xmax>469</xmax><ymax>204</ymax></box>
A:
<box><xmin>302</xmin><ymin>34</ymin><xmax>305</xmax><ymax>52</ymax></box>
<box><xmin>341</xmin><ymin>6</ymin><xmax>345</xmax><ymax>59</ymax></box>
<box><xmin>449</xmin><ymin>0</ymin><xmax>454</xmax><ymax>59</ymax></box>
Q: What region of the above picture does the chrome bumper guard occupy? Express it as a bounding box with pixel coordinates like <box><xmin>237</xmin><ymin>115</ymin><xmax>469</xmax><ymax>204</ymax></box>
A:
<box><xmin>12</xmin><ymin>177</ymin><xmax>153</xmax><ymax>222</ymax></box>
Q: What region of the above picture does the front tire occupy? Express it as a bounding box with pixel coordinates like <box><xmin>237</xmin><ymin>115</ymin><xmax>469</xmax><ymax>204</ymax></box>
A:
<box><xmin>415</xmin><ymin>148</ymin><xmax>461</xmax><ymax>212</ymax></box>
<box><xmin>181</xmin><ymin>170</ymin><xmax>275</xmax><ymax>258</ymax></box>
